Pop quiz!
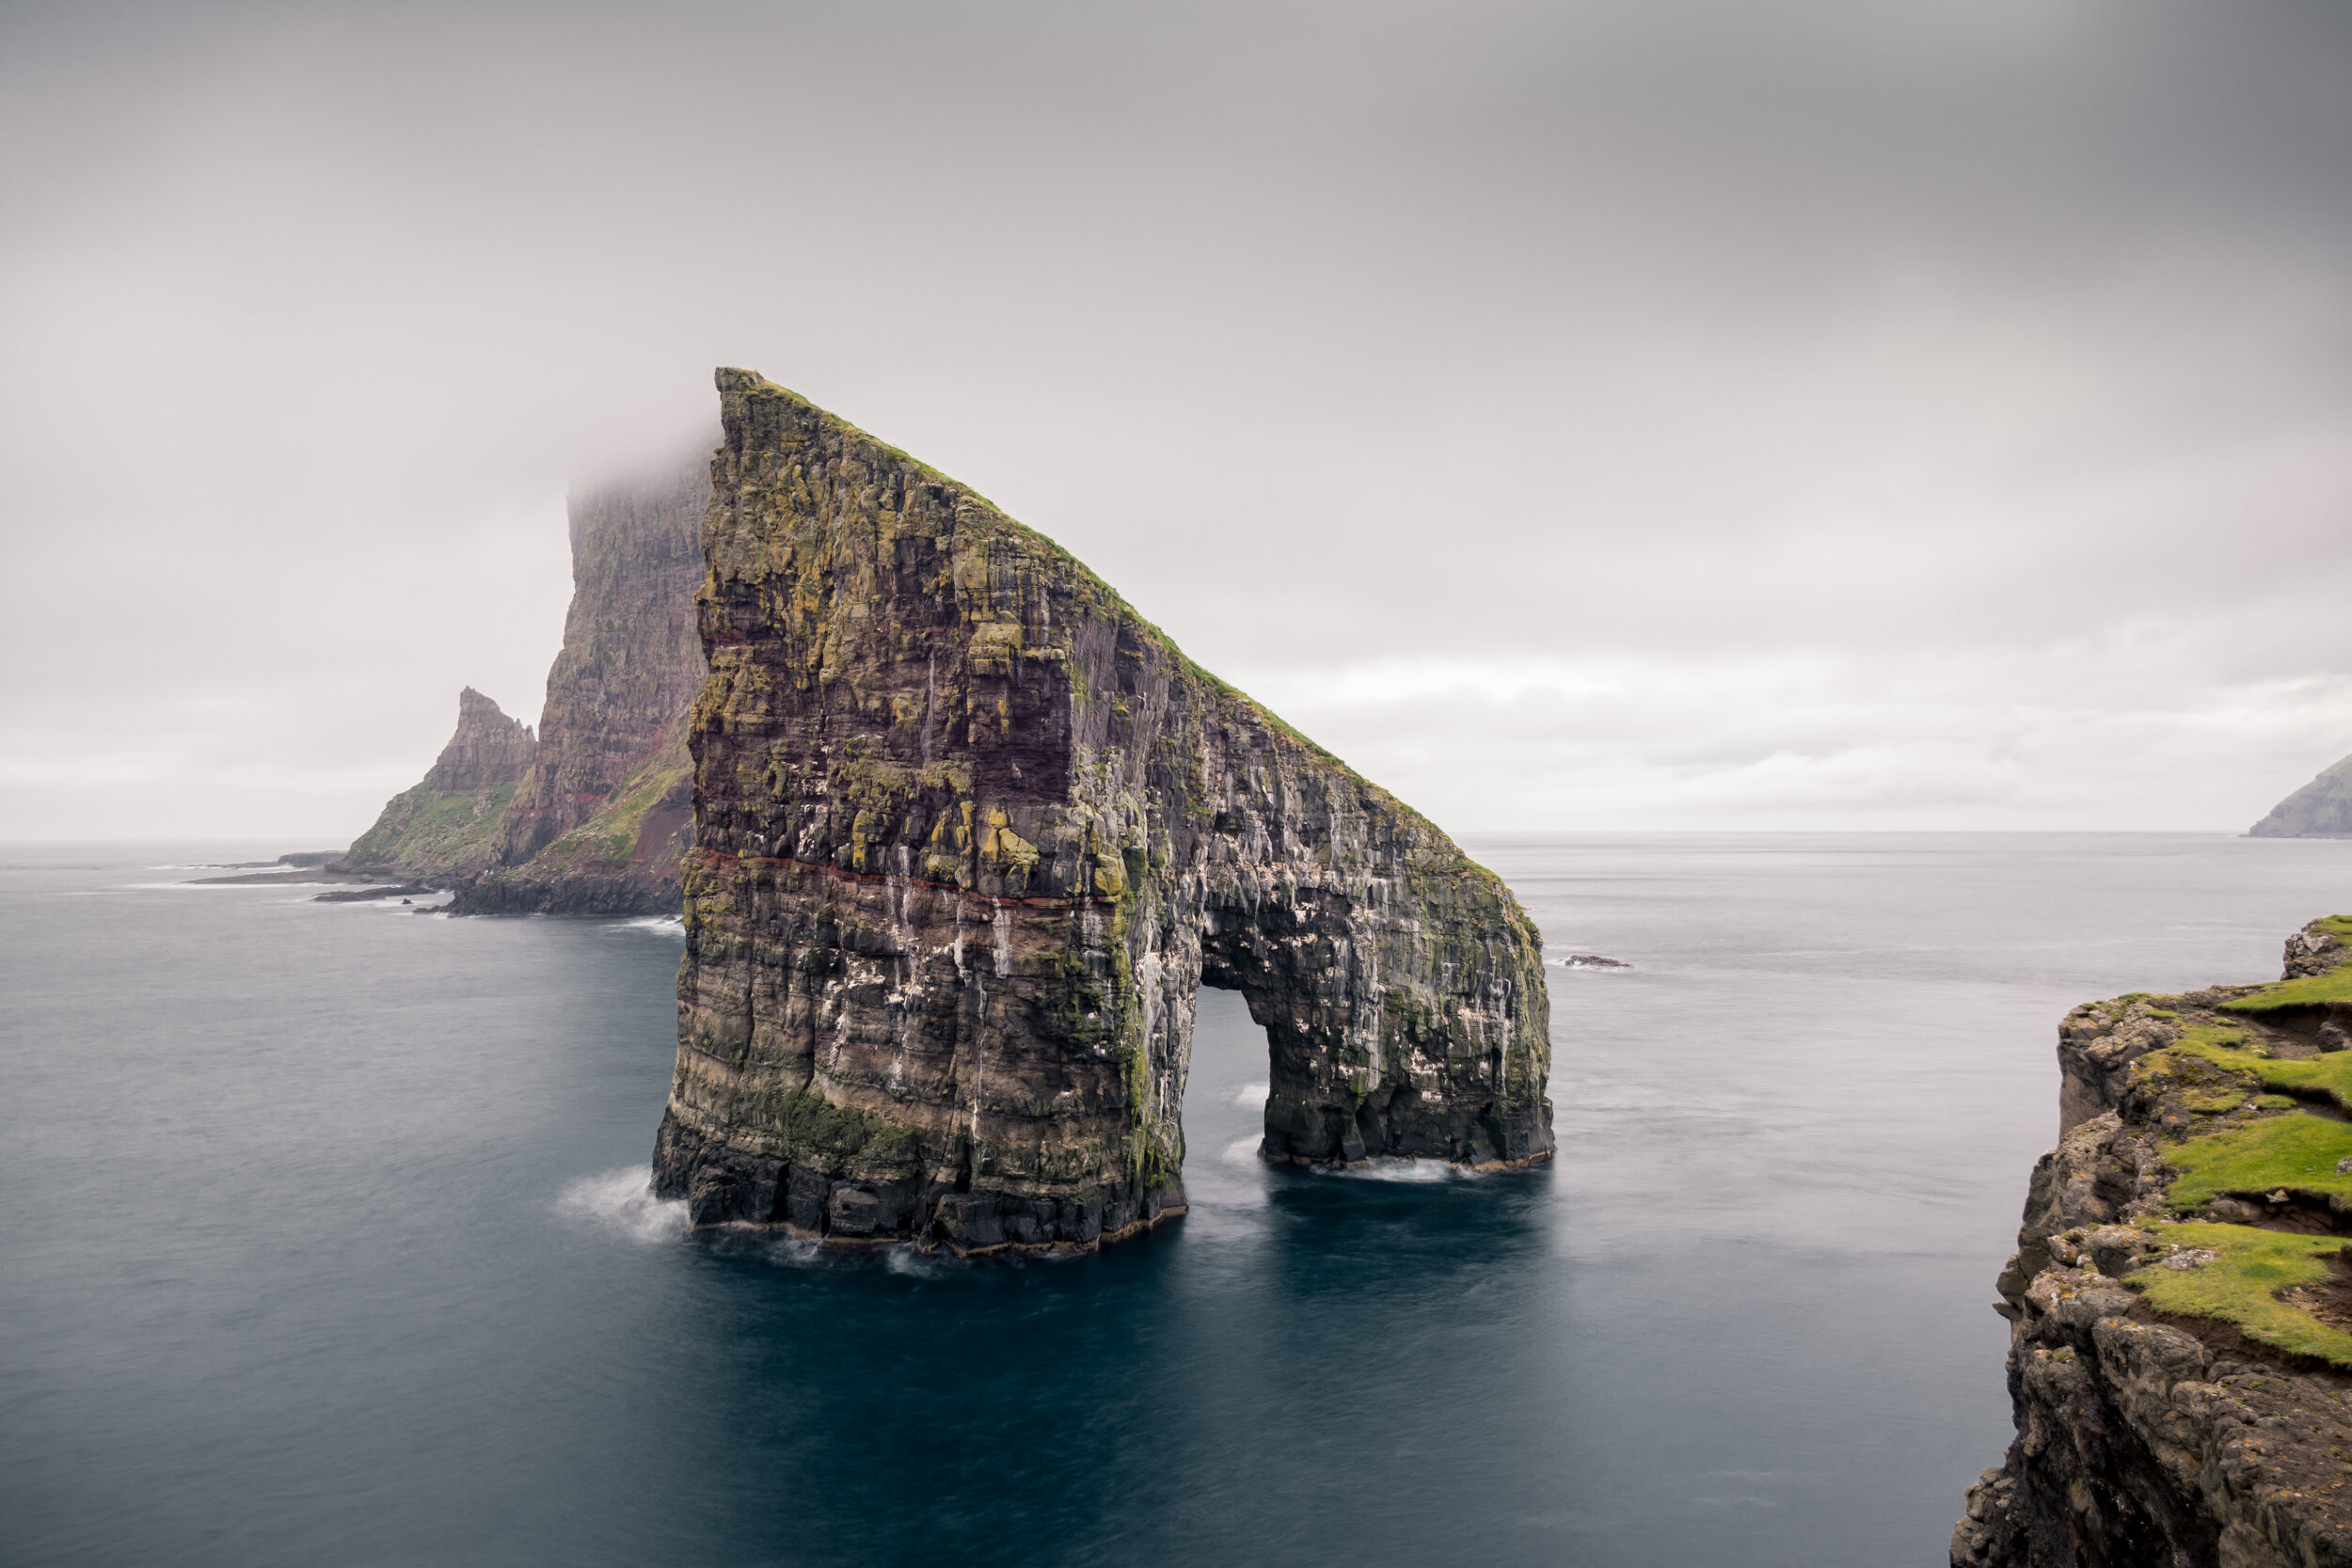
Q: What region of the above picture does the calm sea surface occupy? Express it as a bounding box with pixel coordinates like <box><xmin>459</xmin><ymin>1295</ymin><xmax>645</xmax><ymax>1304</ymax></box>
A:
<box><xmin>7</xmin><ymin>833</ymin><xmax>2352</xmax><ymax>1566</ymax></box>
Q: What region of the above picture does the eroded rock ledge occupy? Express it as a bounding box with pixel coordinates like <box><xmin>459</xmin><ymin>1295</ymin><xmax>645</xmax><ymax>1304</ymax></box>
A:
<box><xmin>1955</xmin><ymin>917</ymin><xmax>2352</xmax><ymax>1567</ymax></box>
<box><xmin>650</xmin><ymin>369</ymin><xmax>1553</xmax><ymax>1253</ymax></box>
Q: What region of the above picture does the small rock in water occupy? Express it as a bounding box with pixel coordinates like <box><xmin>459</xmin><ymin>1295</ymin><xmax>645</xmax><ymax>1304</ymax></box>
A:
<box><xmin>1558</xmin><ymin>954</ymin><xmax>1631</xmax><ymax>970</ymax></box>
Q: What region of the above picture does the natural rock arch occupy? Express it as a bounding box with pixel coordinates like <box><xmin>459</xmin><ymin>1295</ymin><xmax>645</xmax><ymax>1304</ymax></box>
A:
<box><xmin>652</xmin><ymin>369</ymin><xmax>1553</xmax><ymax>1251</ymax></box>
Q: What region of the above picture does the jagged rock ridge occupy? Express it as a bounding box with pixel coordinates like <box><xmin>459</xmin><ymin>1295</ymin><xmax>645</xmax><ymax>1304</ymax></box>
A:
<box><xmin>1954</xmin><ymin>918</ymin><xmax>2352</xmax><ymax>1567</ymax></box>
<box><xmin>651</xmin><ymin>368</ymin><xmax>1553</xmax><ymax>1254</ymax></box>
<box><xmin>343</xmin><ymin>688</ymin><xmax>536</xmax><ymax>879</ymax></box>
<box><xmin>340</xmin><ymin>445</ymin><xmax>708</xmax><ymax>913</ymax></box>
<box><xmin>2250</xmin><ymin>752</ymin><xmax>2352</xmax><ymax>838</ymax></box>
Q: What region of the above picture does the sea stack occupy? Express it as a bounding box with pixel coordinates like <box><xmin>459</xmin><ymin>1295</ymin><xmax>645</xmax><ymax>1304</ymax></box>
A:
<box><xmin>2249</xmin><ymin>752</ymin><xmax>2352</xmax><ymax>838</ymax></box>
<box><xmin>651</xmin><ymin>368</ymin><xmax>1553</xmax><ymax>1251</ymax></box>
<box><xmin>1954</xmin><ymin>918</ymin><xmax>2352</xmax><ymax>1565</ymax></box>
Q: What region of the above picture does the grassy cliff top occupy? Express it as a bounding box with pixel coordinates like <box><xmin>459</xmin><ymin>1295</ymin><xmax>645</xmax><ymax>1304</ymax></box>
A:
<box><xmin>2092</xmin><ymin>918</ymin><xmax>2352</xmax><ymax>1366</ymax></box>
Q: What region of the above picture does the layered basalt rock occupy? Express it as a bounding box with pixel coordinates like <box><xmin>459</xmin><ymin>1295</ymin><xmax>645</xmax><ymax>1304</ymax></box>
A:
<box><xmin>650</xmin><ymin>368</ymin><xmax>1553</xmax><ymax>1253</ymax></box>
<box><xmin>1954</xmin><ymin>919</ymin><xmax>2352</xmax><ymax>1567</ymax></box>
<box><xmin>454</xmin><ymin>447</ymin><xmax>709</xmax><ymax>915</ymax></box>
<box><xmin>342</xmin><ymin>688</ymin><xmax>536</xmax><ymax>879</ymax></box>
<box><xmin>341</xmin><ymin>447</ymin><xmax>708</xmax><ymax>914</ymax></box>
<box><xmin>2250</xmin><ymin>752</ymin><xmax>2352</xmax><ymax>838</ymax></box>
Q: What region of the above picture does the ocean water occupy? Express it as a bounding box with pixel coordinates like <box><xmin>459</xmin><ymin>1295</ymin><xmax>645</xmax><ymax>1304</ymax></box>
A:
<box><xmin>6</xmin><ymin>833</ymin><xmax>2352</xmax><ymax>1566</ymax></box>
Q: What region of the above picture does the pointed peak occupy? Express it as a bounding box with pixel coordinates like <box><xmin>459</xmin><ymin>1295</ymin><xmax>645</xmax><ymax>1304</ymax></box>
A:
<box><xmin>424</xmin><ymin>689</ymin><xmax>537</xmax><ymax>794</ymax></box>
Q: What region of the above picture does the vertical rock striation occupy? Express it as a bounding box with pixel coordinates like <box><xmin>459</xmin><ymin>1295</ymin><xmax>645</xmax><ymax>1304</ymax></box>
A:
<box><xmin>650</xmin><ymin>369</ymin><xmax>1553</xmax><ymax>1252</ymax></box>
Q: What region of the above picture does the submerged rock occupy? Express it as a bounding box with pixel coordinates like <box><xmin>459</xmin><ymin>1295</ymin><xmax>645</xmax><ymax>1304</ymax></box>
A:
<box><xmin>311</xmin><ymin>883</ymin><xmax>434</xmax><ymax>903</ymax></box>
<box><xmin>651</xmin><ymin>369</ymin><xmax>1554</xmax><ymax>1253</ymax></box>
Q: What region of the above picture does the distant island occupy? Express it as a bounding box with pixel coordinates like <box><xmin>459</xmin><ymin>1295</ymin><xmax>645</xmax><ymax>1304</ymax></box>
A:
<box><xmin>2249</xmin><ymin>752</ymin><xmax>2352</xmax><ymax>838</ymax></box>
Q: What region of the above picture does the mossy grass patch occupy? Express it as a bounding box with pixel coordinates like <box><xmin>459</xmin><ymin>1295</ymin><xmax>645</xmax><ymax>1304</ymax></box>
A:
<box><xmin>2219</xmin><ymin>918</ymin><xmax>2352</xmax><ymax>1014</ymax></box>
<box><xmin>347</xmin><ymin>781</ymin><xmax>516</xmax><ymax>870</ymax></box>
<box><xmin>2161</xmin><ymin>1025</ymin><xmax>2352</xmax><ymax>1112</ymax></box>
<box><xmin>2163</xmin><ymin>1112</ymin><xmax>2352</xmax><ymax>1211</ymax></box>
<box><xmin>2129</xmin><ymin>1222</ymin><xmax>2352</xmax><ymax>1368</ymax></box>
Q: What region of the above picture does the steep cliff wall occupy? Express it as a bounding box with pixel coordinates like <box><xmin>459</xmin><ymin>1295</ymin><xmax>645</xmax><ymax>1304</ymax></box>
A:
<box><xmin>2250</xmin><ymin>754</ymin><xmax>2352</xmax><ymax>838</ymax></box>
<box><xmin>341</xmin><ymin>447</ymin><xmax>708</xmax><ymax>912</ymax></box>
<box><xmin>342</xmin><ymin>688</ymin><xmax>535</xmax><ymax>879</ymax></box>
<box><xmin>650</xmin><ymin>369</ymin><xmax>1553</xmax><ymax>1253</ymax></box>
<box><xmin>1955</xmin><ymin>919</ymin><xmax>2352</xmax><ymax>1567</ymax></box>
<box><xmin>453</xmin><ymin>447</ymin><xmax>709</xmax><ymax>915</ymax></box>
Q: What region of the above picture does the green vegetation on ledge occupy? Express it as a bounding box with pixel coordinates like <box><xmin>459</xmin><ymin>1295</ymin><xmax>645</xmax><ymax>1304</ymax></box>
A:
<box><xmin>2160</xmin><ymin>1111</ymin><xmax>2352</xmax><ymax>1212</ymax></box>
<box><xmin>2127</xmin><ymin>1222</ymin><xmax>2352</xmax><ymax>1368</ymax></box>
<box><xmin>2161</xmin><ymin>1026</ymin><xmax>2352</xmax><ymax>1113</ymax></box>
<box><xmin>345</xmin><ymin>781</ymin><xmax>516</xmax><ymax>878</ymax></box>
<box><xmin>532</xmin><ymin>752</ymin><xmax>690</xmax><ymax>870</ymax></box>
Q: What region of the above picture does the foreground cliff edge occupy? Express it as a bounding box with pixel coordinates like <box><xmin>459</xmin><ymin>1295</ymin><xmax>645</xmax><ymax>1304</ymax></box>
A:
<box><xmin>650</xmin><ymin>369</ymin><xmax>1553</xmax><ymax>1253</ymax></box>
<box><xmin>1956</xmin><ymin>917</ymin><xmax>2352</xmax><ymax>1566</ymax></box>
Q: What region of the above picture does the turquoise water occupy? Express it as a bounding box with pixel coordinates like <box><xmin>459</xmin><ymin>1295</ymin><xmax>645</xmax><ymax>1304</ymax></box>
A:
<box><xmin>6</xmin><ymin>833</ymin><xmax>2350</xmax><ymax>1565</ymax></box>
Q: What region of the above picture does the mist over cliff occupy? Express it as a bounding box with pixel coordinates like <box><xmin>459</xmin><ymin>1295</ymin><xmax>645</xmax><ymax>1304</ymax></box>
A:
<box><xmin>343</xmin><ymin>442</ymin><xmax>707</xmax><ymax>913</ymax></box>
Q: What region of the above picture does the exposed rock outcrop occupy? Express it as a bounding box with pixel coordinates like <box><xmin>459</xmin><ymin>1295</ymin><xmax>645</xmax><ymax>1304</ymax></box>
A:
<box><xmin>452</xmin><ymin>446</ymin><xmax>708</xmax><ymax>915</ymax></box>
<box><xmin>2249</xmin><ymin>753</ymin><xmax>2352</xmax><ymax>838</ymax></box>
<box><xmin>342</xmin><ymin>688</ymin><xmax>536</xmax><ymax>879</ymax></box>
<box><xmin>650</xmin><ymin>369</ymin><xmax>1553</xmax><ymax>1253</ymax></box>
<box><xmin>339</xmin><ymin>446</ymin><xmax>708</xmax><ymax>913</ymax></box>
<box><xmin>1955</xmin><ymin>918</ymin><xmax>2352</xmax><ymax>1567</ymax></box>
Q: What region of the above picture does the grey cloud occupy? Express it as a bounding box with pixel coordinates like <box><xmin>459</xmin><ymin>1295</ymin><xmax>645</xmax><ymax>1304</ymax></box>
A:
<box><xmin>2</xmin><ymin>0</ymin><xmax>2346</xmax><ymax>837</ymax></box>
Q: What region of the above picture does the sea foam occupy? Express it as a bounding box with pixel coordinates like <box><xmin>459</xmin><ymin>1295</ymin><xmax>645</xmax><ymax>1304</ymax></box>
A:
<box><xmin>611</xmin><ymin>915</ymin><xmax>686</xmax><ymax>939</ymax></box>
<box><xmin>555</xmin><ymin>1167</ymin><xmax>687</xmax><ymax>1243</ymax></box>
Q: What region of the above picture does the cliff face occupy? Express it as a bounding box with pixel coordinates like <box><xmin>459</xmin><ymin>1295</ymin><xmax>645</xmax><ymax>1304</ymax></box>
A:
<box><xmin>452</xmin><ymin>446</ymin><xmax>709</xmax><ymax>915</ymax></box>
<box><xmin>650</xmin><ymin>369</ymin><xmax>1553</xmax><ymax>1253</ymax></box>
<box><xmin>2250</xmin><ymin>754</ymin><xmax>2352</xmax><ymax>838</ymax></box>
<box><xmin>341</xmin><ymin>447</ymin><xmax>708</xmax><ymax>913</ymax></box>
<box><xmin>1955</xmin><ymin>918</ymin><xmax>2352</xmax><ymax>1568</ymax></box>
<box><xmin>343</xmin><ymin>688</ymin><xmax>535</xmax><ymax>879</ymax></box>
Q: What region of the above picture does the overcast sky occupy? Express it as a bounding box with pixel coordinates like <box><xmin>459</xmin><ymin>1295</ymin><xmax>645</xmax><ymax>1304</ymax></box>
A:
<box><xmin>4</xmin><ymin>0</ymin><xmax>2349</xmax><ymax>841</ymax></box>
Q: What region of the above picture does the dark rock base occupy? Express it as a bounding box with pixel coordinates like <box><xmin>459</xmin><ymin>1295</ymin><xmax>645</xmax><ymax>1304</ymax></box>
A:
<box><xmin>652</xmin><ymin>1113</ymin><xmax>1188</xmax><ymax>1255</ymax></box>
<box><xmin>1260</xmin><ymin>1088</ymin><xmax>1555</xmax><ymax>1170</ymax></box>
<box><xmin>445</xmin><ymin>872</ymin><xmax>679</xmax><ymax>918</ymax></box>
